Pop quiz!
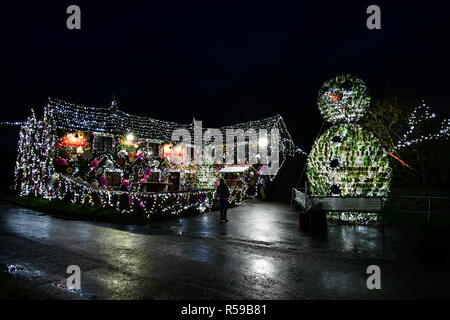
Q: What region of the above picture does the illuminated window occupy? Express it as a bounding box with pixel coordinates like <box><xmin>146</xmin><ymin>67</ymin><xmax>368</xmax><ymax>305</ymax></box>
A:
<box><xmin>61</xmin><ymin>132</ymin><xmax>87</xmax><ymax>148</ymax></box>
<box><xmin>94</xmin><ymin>136</ymin><xmax>113</xmax><ymax>151</ymax></box>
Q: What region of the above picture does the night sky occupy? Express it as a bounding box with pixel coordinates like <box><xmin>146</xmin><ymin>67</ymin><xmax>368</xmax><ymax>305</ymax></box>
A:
<box><xmin>1</xmin><ymin>1</ymin><xmax>450</xmax><ymax>188</ymax></box>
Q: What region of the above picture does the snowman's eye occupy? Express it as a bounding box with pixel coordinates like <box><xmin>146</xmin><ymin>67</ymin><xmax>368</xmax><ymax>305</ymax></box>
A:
<box><xmin>332</xmin><ymin>136</ymin><xmax>342</xmax><ymax>143</ymax></box>
<box><xmin>330</xmin><ymin>159</ymin><xmax>340</xmax><ymax>168</ymax></box>
<box><xmin>342</xmin><ymin>80</ymin><xmax>353</xmax><ymax>91</ymax></box>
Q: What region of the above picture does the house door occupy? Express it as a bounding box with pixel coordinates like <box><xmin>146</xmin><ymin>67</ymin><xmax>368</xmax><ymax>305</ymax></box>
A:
<box><xmin>168</xmin><ymin>172</ymin><xmax>180</xmax><ymax>191</ymax></box>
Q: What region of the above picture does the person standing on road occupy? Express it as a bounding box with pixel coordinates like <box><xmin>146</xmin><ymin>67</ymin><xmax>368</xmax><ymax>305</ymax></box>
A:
<box><xmin>217</xmin><ymin>178</ymin><xmax>230</xmax><ymax>223</ymax></box>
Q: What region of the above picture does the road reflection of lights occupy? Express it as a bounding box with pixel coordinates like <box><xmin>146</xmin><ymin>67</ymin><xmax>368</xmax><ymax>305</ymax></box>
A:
<box><xmin>5</xmin><ymin>210</ymin><xmax>52</xmax><ymax>240</ymax></box>
<box><xmin>251</xmin><ymin>258</ymin><xmax>275</xmax><ymax>276</ymax></box>
<box><xmin>336</xmin><ymin>227</ymin><xmax>355</xmax><ymax>252</ymax></box>
<box><xmin>331</xmin><ymin>225</ymin><xmax>381</xmax><ymax>253</ymax></box>
<box><xmin>320</xmin><ymin>271</ymin><xmax>354</xmax><ymax>293</ymax></box>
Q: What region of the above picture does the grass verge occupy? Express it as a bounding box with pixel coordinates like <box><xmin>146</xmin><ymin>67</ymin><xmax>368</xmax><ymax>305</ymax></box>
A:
<box><xmin>2</xmin><ymin>195</ymin><xmax>204</xmax><ymax>225</ymax></box>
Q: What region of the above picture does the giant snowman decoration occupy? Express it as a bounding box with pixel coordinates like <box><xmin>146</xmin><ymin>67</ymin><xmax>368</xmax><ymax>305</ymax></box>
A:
<box><xmin>307</xmin><ymin>74</ymin><xmax>392</xmax><ymax>224</ymax></box>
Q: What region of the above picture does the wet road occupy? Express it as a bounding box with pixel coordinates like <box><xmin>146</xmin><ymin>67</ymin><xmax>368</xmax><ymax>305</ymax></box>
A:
<box><xmin>0</xmin><ymin>199</ymin><xmax>449</xmax><ymax>299</ymax></box>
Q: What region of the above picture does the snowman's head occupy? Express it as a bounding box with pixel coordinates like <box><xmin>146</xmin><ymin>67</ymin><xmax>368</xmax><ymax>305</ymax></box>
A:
<box><xmin>318</xmin><ymin>74</ymin><xmax>370</xmax><ymax>123</ymax></box>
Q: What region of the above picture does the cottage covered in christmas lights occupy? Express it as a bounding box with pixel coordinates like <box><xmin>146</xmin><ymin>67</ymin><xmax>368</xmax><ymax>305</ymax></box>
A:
<box><xmin>14</xmin><ymin>97</ymin><xmax>298</xmax><ymax>217</ymax></box>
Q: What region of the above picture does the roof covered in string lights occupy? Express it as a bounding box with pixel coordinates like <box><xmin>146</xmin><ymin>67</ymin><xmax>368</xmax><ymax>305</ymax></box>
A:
<box><xmin>47</xmin><ymin>98</ymin><xmax>303</xmax><ymax>155</ymax></box>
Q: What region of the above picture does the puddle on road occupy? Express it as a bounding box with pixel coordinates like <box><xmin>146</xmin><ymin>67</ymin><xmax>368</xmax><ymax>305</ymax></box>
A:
<box><xmin>1</xmin><ymin>262</ymin><xmax>98</xmax><ymax>299</ymax></box>
<box><xmin>3</xmin><ymin>264</ymin><xmax>25</xmax><ymax>273</ymax></box>
<box><xmin>50</xmin><ymin>279</ymin><xmax>99</xmax><ymax>299</ymax></box>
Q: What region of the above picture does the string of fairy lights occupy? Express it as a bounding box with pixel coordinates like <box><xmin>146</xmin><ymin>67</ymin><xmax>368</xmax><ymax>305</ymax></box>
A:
<box><xmin>53</xmin><ymin>174</ymin><xmax>221</xmax><ymax>216</ymax></box>
<box><xmin>0</xmin><ymin>121</ymin><xmax>23</xmax><ymax>126</ymax></box>
<box><xmin>395</xmin><ymin>102</ymin><xmax>450</xmax><ymax>150</ymax></box>
<box><xmin>14</xmin><ymin>107</ymin><xmax>56</xmax><ymax>199</ymax></box>
<box><xmin>50</xmin><ymin>98</ymin><xmax>189</xmax><ymax>140</ymax></box>
<box><xmin>48</xmin><ymin>98</ymin><xmax>304</xmax><ymax>156</ymax></box>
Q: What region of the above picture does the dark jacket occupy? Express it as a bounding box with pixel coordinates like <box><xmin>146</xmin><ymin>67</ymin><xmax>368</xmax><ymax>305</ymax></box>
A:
<box><xmin>217</xmin><ymin>183</ymin><xmax>230</xmax><ymax>201</ymax></box>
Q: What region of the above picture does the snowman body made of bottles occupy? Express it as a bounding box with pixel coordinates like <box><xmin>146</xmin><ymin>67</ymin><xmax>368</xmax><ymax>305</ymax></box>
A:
<box><xmin>307</xmin><ymin>74</ymin><xmax>392</xmax><ymax>224</ymax></box>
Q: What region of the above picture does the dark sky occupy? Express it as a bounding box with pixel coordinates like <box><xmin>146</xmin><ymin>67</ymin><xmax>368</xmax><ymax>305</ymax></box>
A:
<box><xmin>1</xmin><ymin>0</ymin><xmax>450</xmax><ymax>153</ymax></box>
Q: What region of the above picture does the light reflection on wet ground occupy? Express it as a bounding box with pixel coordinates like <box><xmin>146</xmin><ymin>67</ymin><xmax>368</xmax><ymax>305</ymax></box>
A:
<box><xmin>0</xmin><ymin>199</ymin><xmax>449</xmax><ymax>299</ymax></box>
